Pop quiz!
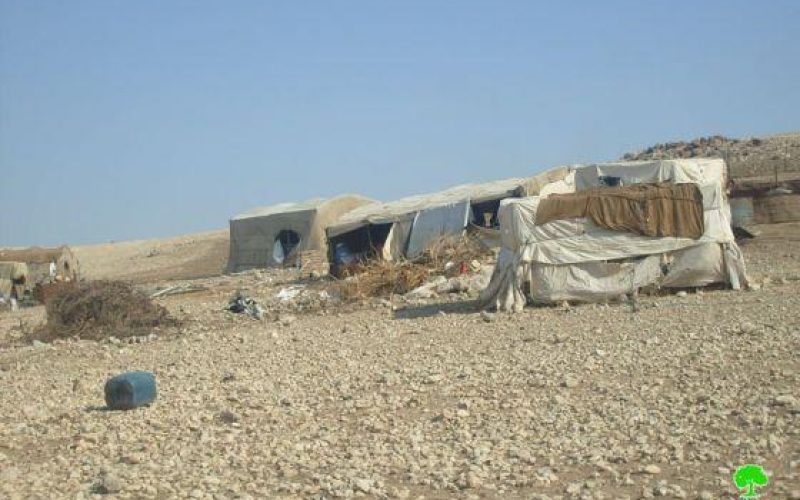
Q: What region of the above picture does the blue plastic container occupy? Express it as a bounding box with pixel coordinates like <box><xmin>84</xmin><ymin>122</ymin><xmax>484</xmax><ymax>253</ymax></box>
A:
<box><xmin>104</xmin><ymin>371</ymin><xmax>157</xmax><ymax>410</ymax></box>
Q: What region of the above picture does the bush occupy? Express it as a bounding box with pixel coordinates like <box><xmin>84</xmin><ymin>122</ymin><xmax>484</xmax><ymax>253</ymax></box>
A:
<box><xmin>33</xmin><ymin>280</ymin><xmax>176</xmax><ymax>341</ymax></box>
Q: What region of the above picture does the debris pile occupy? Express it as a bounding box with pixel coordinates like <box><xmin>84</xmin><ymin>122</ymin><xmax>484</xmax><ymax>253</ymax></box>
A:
<box><xmin>225</xmin><ymin>291</ymin><xmax>264</xmax><ymax>319</ymax></box>
<box><xmin>415</xmin><ymin>234</ymin><xmax>492</xmax><ymax>272</ymax></box>
<box><xmin>333</xmin><ymin>235</ymin><xmax>493</xmax><ymax>302</ymax></box>
<box><xmin>32</xmin><ymin>281</ymin><xmax>176</xmax><ymax>341</ymax></box>
<box><xmin>335</xmin><ymin>260</ymin><xmax>430</xmax><ymax>301</ymax></box>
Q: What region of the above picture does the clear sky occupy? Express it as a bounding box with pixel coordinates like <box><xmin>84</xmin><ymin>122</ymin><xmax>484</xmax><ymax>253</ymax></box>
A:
<box><xmin>1</xmin><ymin>1</ymin><xmax>798</xmax><ymax>246</ymax></box>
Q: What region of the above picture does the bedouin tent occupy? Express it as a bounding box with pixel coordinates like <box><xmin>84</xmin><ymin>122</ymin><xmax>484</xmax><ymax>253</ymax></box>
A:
<box><xmin>227</xmin><ymin>195</ymin><xmax>376</xmax><ymax>273</ymax></box>
<box><xmin>0</xmin><ymin>246</ymin><xmax>78</xmax><ymax>284</ymax></box>
<box><xmin>325</xmin><ymin>173</ymin><xmax>572</xmax><ymax>268</ymax></box>
<box><xmin>480</xmin><ymin>159</ymin><xmax>750</xmax><ymax>311</ymax></box>
<box><xmin>0</xmin><ymin>262</ymin><xmax>28</xmax><ymax>299</ymax></box>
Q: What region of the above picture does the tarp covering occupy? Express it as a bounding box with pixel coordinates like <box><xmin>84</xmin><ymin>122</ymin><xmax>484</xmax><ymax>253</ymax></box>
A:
<box><xmin>227</xmin><ymin>194</ymin><xmax>376</xmax><ymax>273</ymax></box>
<box><xmin>0</xmin><ymin>246</ymin><xmax>78</xmax><ymax>283</ymax></box>
<box><xmin>327</xmin><ymin>177</ymin><xmax>530</xmax><ymax>238</ymax></box>
<box><xmin>0</xmin><ymin>262</ymin><xmax>28</xmax><ymax>298</ymax></box>
<box><xmin>406</xmin><ymin>201</ymin><xmax>471</xmax><ymax>258</ymax></box>
<box><xmin>536</xmin><ymin>183</ymin><xmax>705</xmax><ymax>239</ymax></box>
<box><xmin>480</xmin><ymin>159</ymin><xmax>749</xmax><ymax>310</ymax></box>
<box><xmin>529</xmin><ymin>255</ymin><xmax>663</xmax><ymax>303</ymax></box>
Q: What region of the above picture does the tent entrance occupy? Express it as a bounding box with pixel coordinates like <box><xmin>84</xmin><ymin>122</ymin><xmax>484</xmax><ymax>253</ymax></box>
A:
<box><xmin>329</xmin><ymin>223</ymin><xmax>393</xmax><ymax>272</ymax></box>
<box><xmin>470</xmin><ymin>199</ymin><xmax>503</xmax><ymax>228</ymax></box>
<box><xmin>273</xmin><ymin>230</ymin><xmax>301</xmax><ymax>265</ymax></box>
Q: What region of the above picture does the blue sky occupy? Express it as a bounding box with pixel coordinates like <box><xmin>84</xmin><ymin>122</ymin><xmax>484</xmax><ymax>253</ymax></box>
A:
<box><xmin>1</xmin><ymin>0</ymin><xmax>798</xmax><ymax>246</ymax></box>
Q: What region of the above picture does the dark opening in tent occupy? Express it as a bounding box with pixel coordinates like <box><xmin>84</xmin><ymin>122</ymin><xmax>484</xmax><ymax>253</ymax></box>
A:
<box><xmin>273</xmin><ymin>229</ymin><xmax>302</xmax><ymax>264</ymax></box>
<box><xmin>470</xmin><ymin>199</ymin><xmax>502</xmax><ymax>228</ymax></box>
<box><xmin>328</xmin><ymin>223</ymin><xmax>394</xmax><ymax>270</ymax></box>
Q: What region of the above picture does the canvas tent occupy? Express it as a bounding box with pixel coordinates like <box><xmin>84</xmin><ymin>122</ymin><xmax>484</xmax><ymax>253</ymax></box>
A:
<box><xmin>326</xmin><ymin>176</ymin><xmax>562</xmax><ymax>267</ymax></box>
<box><xmin>480</xmin><ymin>159</ymin><xmax>750</xmax><ymax>311</ymax></box>
<box><xmin>0</xmin><ymin>262</ymin><xmax>28</xmax><ymax>300</ymax></box>
<box><xmin>0</xmin><ymin>246</ymin><xmax>78</xmax><ymax>285</ymax></box>
<box><xmin>227</xmin><ymin>194</ymin><xmax>375</xmax><ymax>273</ymax></box>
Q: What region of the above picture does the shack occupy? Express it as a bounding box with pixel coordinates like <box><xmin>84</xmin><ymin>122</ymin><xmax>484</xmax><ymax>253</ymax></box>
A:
<box><xmin>481</xmin><ymin>158</ymin><xmax>750</xmax><ymax>310</ymax></box>
<box><xmin>0</xmin><ymin>246</ymin><xmax>79</xmax><ymax>285</ymax></box>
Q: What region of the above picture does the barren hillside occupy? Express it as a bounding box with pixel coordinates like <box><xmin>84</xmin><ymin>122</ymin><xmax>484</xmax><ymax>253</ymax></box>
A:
<box><xmin>623</xmin><ymin>132</ymin><xmax>800</xmax><ymax>180</ymax></box>
<box><xmin>72</xmin><ymin>230</ymin><xmax>229</xmax><ymax>283</ymax></box>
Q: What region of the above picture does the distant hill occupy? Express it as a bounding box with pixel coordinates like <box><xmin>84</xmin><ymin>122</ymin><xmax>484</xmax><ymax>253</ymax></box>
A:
<box><xmin>622</xmin><ymin>132</ymin><xmax>800</xmax><ymax>180</ymax></box>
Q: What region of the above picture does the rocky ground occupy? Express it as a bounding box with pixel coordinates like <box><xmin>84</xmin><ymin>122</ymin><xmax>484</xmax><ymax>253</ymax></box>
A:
<box><xmin>1</xmin><ymin>224</ymin><xmax>799</xmax><ymax>499</ymax></box>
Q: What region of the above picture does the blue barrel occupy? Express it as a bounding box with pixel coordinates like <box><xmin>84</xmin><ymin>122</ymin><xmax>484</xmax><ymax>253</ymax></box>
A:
<box><xmin>730</xmin><ymin>197</ymin><xmax>754</xmax><ymax>226</ymax></box>
<box><xmin>104</xmin><ymin>371</ymin><xmax>157</xmax><ymax>410</ymax></box>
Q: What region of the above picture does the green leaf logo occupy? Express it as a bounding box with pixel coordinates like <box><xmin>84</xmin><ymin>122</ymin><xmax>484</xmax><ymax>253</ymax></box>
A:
<box><xmin>733</xmin><ymin>464</ymin><xmax>769</xmax><ymax>499</ymax></box>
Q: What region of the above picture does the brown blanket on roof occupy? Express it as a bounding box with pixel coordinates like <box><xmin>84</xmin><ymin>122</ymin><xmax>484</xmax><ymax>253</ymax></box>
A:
<box><xmin>536</xmin><ymin>183</ymin><xmax>705</xmax><ymax>239</ymax></box>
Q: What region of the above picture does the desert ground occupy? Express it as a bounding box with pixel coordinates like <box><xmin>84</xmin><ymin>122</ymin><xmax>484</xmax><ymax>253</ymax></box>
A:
<box><xmin>0</xmin><ymin>223</ymin><xmax>798</xmax><ymax>499</ymax></box>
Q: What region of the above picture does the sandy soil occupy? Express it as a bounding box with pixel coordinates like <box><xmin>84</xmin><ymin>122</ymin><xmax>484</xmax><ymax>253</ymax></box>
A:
<box><xmin>72</xmin><ymin>230</ymin><xmax>229</xmax><ymax>283</ymax></box>
<box><xmin>0</xmin><ymin>224</ymin><xmax>798</xmax><ymax>499</ymax></box>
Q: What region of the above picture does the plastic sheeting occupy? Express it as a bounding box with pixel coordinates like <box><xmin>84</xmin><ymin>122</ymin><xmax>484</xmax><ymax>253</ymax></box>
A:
<box><xmin>406</xmin><ymin>201</ymin><xmax>470</xmax><ymax>258</ymax></box>
<box><xmin>529</xmin><ymin>255</ymin><xmax>663</xmax><ymax>303</ymax></box>
<box><xmin>480</xmin><ymin>159</ymin><xmax>750</xmax><ymax>310</ymax></box>
<box><xmin>327</xmin><ymin>178</ymin><xmax>527</xmax><ymax>238</ymax></box>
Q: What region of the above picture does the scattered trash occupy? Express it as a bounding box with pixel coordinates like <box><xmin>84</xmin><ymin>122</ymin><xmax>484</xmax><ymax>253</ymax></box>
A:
<box><xmin>31</xmin><ymin>340</ymin><xmax>51</xmax><ymax>350</ymax></box>
<box><xmin>104</xmin><ymin>371</ymin><xmax>157</xmax><ymax>410</ymax></box>
<box><xmin>276</xmin><ymin>285</ymin><xmax>304</xmax><ymax>302</ymax></box>
<box><xmin>406</xmin><ymin>276</ymin><xmax>448</xmax><ymax>299</ymax></box>
<box><xmin>226</xmin><ymin>292</ymin><xmax>264</xmax><ymax>319</ymax></box>
<box><xmin>469</xmin><ymin>260</ymin><xmax>482</xmax><ymax>273</ymax></box>
<box><xmin>150</xmin><ymin>284</ymin><xmax>207</xmax><ymax>298</ymax></box>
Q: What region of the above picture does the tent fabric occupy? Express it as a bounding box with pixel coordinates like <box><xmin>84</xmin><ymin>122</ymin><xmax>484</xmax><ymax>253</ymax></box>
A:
<box><xmin>0</xmin><ymin>262</ymin><xmax>28</xmax><ymax>298</ymax></box>
<box><xmin>659</xmin><ymin>243</ymin><xmax>725</xmax><ymax>288</ymax></box>
<box><xmin>529</xmin><ymin>255</ymin><xmax>663</xmax><ymax>303</ymax></box>
<box><xmin>327</xmin><ymin>177</ymin><xmax>530</xmax><ymax>238</ymax></box>
<box><xmin>405</xmin><ymin>201</ymin><xmax>471</xmax><ymax>258</ymax></box>
<box><xmin>536</xmin><ymin>183</ymin><xmax>705</xmax><ymax>239</ymax></box>
<box><xmin>387</xmin><ymin>220</ymin><xmax>414</xmax><ymax>261</ymax></box>
<box><xmin>573</xmin><ymin>158</ymin><xmax>726</xmax><ymax>191</ymax></box>
<box><xmin>325</xmin><ymin>169</ymin><xmax>575</xmax><ymax>263</ymax></box>
<box><xmin>227</xmin><ymin>194</ymin><xmax>376</xmax><ymax>273</ymax></box>
<box><xmin>0</xmin><ymin>246</ymin><xmax>78</xmax><ymax>283</ymax></box>
<box><xmin>515</xmin><ymin>166</ymin><xmax>574</xmax><ymax>197</ymax></box>
<box><xmin>480</xmin><ymin>158</ymin><xmax>749</xmax><ymax>310</ymax></box>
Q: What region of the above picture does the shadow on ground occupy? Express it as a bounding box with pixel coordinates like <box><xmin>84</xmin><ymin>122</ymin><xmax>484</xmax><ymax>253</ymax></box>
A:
<box><xmin>393</xmin><ymin>299</ymin><xmax>479</xmax><ymax>320</ymax></box>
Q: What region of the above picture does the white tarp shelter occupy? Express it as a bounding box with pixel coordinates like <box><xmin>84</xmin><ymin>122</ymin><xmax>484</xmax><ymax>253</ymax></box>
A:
<box><xmin>227</xmin><ymin>195</ymin><xmax>376</xmax><ymax>273</ymax></box>
<box><xmin>326</xmin><ymin>178</ymin><xmax>527</xmax><ymax>263</ymax></box>
<box><xmin>327</xmin><ymin>169</ymin><xmax>574</xmax><ymax>264</ymax></box>
<box><xmin>480</xmin><ymin>159</ymin><xmax>750</xmax><ymax>311</ymax></box>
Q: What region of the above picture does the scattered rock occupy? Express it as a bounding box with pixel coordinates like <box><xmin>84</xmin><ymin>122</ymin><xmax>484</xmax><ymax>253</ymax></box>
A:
<box><xmin>217</xmin><ymin>410</ymin><xmax>240</xmax><ymax>424</ymax></box>
<box><xmin>643</xmin><ymin>464</ymin><xmax>662</xmax><ymax>475</ymax></box>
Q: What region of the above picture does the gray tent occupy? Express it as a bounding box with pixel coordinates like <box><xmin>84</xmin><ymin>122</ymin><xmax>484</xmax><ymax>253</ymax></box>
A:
<box><xmin>326</xmin><ymin>177</ymin><xmax>558</xmax><ymax>264</ymax></box>
<box><xmin>227</xmin><ymin>195</ymin><xmax>376</xmax><ymax>273</ymax></box>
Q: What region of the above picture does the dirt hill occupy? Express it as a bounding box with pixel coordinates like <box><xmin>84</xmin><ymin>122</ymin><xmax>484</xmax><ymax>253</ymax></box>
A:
<box><xmin>622</xmin><ymin>132</ymin><xmax>800</xmax><ymax>180</ymax></box>
<box><xmin>72</xmin><ymin>229</ymin><xmax>229</xmax><ymax>283</ymax></box>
